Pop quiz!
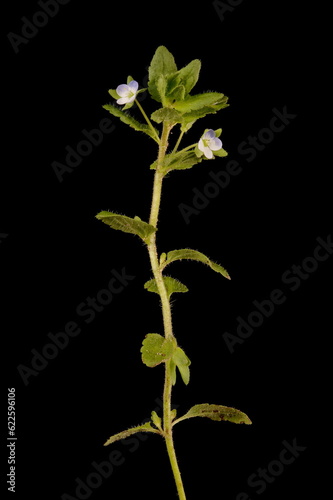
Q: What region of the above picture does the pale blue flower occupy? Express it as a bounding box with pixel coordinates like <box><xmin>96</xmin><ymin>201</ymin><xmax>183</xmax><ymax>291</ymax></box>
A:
<box><xmin>198</xmin><ymin>129</ymin><xmax>222</xmax><ymax>159</ymax></box>
<box><xmin>116</xmin><ymin>80</ymin><xmax>139</xmax><ymax>105</ymax></box>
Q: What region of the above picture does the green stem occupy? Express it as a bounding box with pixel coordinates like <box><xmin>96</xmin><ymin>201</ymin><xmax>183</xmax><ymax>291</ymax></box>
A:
<box><xmin>178</xmin><ymin>142</ymin><xmax>197</xmax><ymax>153</ymax></box>
<box><xmin>146</xmin><ymin>121</ymin><xmax>187</xmax><ymax>500</ymax></box>
<box><xmin>172</xmin><ymin>130</ymin><xmax>185</xmax><ymax>154</ymax></box>
<box><xmin>135</xmin><ymin>99</ymin><xmax>160</xmax><ymax>144</ymax></box>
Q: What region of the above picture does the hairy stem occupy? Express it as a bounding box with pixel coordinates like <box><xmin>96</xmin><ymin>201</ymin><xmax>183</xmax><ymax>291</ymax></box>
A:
<box><xmin>147</xmin><ymin>121</ymin><xmax>187</xmax><ymax>500</ymax></box>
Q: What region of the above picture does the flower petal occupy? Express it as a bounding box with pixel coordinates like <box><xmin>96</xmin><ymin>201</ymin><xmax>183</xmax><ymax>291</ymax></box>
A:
<box><xmin>209</xmin><ymin>137</ymin><xmax>223</xmax><ymax>151</ymax></box>
<box><xmin>117</xmin><ymin>97</ymin><xmax>129</xmax><ymax>105</ymax></box>
<box><xmin>205</xmin><ymin>129</ymin><xmax>216</xmax><ymax>140</ymax></box>
<box><xmin>198</xmin><ymin>138</ymin><xmax>205</xmax><ymax>153</ymax></box>
<box><xmin>126</xmin><ymin>94</ymin><xmax>136</xmax><ymax>104</ymax></box>
<box><xmin>201</xmin><ymin>145</ymin><xmax>213</xmax><ymax>159</ymax></box>
<box><xmin>116</xmin><ymin>84</ymin><xmax>130</xmax><ymax>97</ymax></box>
<box><xmin>128</xmin><ymin>80</ymin><xmax>139</xmax><ymax>93</ymax></box>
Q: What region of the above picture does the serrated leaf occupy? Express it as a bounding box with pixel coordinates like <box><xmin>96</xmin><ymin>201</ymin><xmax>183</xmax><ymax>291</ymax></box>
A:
<box><xmin>96</xmin><ymin>211</ymin><xmax>156</xmax><ymax>243</ymax></box>
<box><xmin>162</xmin><ymin>248</ymin><xmax>230</xmax><ymax>280</ymax></box>
<box><xmin>141</xmin><ymin>333</ymin><xmax>175</xmax><ymax>367</ymax></box>
<box><xmin>172</xmin><ymin>347</ymin><xmax>191</xmax><ymax>385</ymax></box>
<box><xmin>104</xmin><ymin>422</ymin><xmax>160</xmax><ymax>446</ymax></box>
<box><xmin>173</xmin><ymin>404</ymin><xmax>252</xmax><ymax>425</ymax></box>
<box><xmin>148</xmin><ymin>46</ymin><xmax>177</xmax><ymax>102</ymax></box>
<box><xmin>151</xmin><ymin>108</ymin><xmax>182</xmax><ymax>124</ymax></box>
<box><xmin>172</xmin><ymin>92</ymin><xmax>226</xmax><ymax>113</ymax></box>
<box><xmin>151</xmin><ymin>411</ymin><xmax>162</xmax><ymax>430</ymax></box>
<box><xmin>144</xmin><ymin>276</ymin><xmax>188</xmax><ymax>299</ymax></box>
<box><xmin>102</xmin><ymin>103</ymin><xmax>159</xmax><ymax>142</ymax></box>
<box><xmin>182</xmin><ymin>96</ymin><xmax>228</xmax><ymax>120</ymax></box>
<box><xmin>150</xmin><ymin>150</ymin><xmax>202</xmax><ymax>173</ymax></box>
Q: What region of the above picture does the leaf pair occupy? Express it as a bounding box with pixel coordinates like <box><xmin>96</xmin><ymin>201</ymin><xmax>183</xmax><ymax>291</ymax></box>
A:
<box><xmin>141</xmin><ymin>334</ymin><xmax>191</xmax><ymax>386</ymax></box>
<box><xmin>144</xmin><ymin>249</ymin><xmax>230</xmax><ymax>304</ymax></box>
<box><xmin>148</xmin><ymin>47</ymin><xmax>200</xmax><ymax>104</ymax></box>
<box><xmin>148</xmin><ymin>46</ymin><xmax>229</xmax><ymax>131</ymax></box>
<box><xmin>103</xmin><ymin>403</ymin><xmax>251</xmax><ymax>446</ymax></box>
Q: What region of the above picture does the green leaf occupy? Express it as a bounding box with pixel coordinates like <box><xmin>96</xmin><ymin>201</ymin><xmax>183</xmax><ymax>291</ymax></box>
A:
<box><xmin>150</xmin><ymin>150</ymin><xmax>202</xmax><ymax>173</ymax></box>
<box><xmin>170</xmin><ymin>359</ymin><xmax>177</xmax><ymax>385</ymax></box>
<box><xmin>172</xmin><ymin>92</ymin><xmax>226</xmax><ymax>113</ymax></box>
<box><xmin>162</xmin><ymin>248</ymin><xmax>231</xmax><ymax>280</ymax></box>
<box><xmin>148</xmin><ymin>46</ymin><xmax>177</xmax><ymax>102</ymax></box>
<box><xmin>172</xmin><ymin>347</ymin><xmax>191</xmax><ymax>385</ymax></box>
<box><xmin>144</xmin><ymin>276</ymin><xmax>189</xmax><ymax>299</ymax></box>
<box><xmin>151</xmin><ymin>411</ymin><xmax>163</xmax><ymax>430</ymax></box>
<box><xmin>104</xmin><ymin>422</ymin><xmax>160</xmax><ymax>446</ymax></box>
<box><xmin>213</xmin><ymin>148</ymin><xmax>228</xmax><ymax>157</ymax></box>
<box><xmin>141</xmin><ymin>333</ymin><xmax>175</xmax><ymax>367</ymax></box>
<box><xmin>102</xmin><ymin>103</ymin><xmax>159</xmax><ymax>142</ymax></box>
<box><xmin>151</xmin><ymin>108</ymin><xmax>183</xmax><ymax>124</ymax></box>
<box><xmin>173</xmin><ymin>404</ymin><xmax>252</xmax><ymax>425</ymax></box>
<box><xmin>171</xmin><ymin>409</ymin><xmax>177</xmax><ymax>421</ymax></box>
<box><xmin>159</xmin><ymin>252</ymin><xmax>167</xmax><ymax>266</ymax></box>
<box><xmin>167</xmin><ymin>84</ymin><xmax>186</xmax><ymax>102</ymax></box>
<box><xmin>180</xmin><ymin>98</ymin><xmax>229</xmax><ymax>132</ymax></box>
<box><xmin>96</xmin><ymin>211</ymin><xmax>156</xmax><ymax>243</ymax></box>
<box><xmin>108</xmin><ymin>88</ymin><xmax>120</xmax><ymax>100</ymax></box>
<box><xmin>173</xmin><ymin>59</ymin><xmax>201</xmax><ymax>96</ymax></box>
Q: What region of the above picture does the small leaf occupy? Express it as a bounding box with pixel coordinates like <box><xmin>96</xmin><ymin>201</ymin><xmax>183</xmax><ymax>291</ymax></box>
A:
<box><xmin>103</xmin><ymin>103</ymin><xmax>159</xmax><ymax>142</ymax></box>
<box><xmin>213</xmin><ymin>148</ymin><xmax>228</xmax><ymax>157</ymax></box>
<box><xmin>96</xmin><ymin>211</ymin><xmax>156</xmax><ymax>243</ymax></box>
<box><xmin>172</xmin><ymin>92</ymin><xmax>226</xmax><ymax>113</ymax></box>
<box><xmin>108</xmin><ymin>88</ymin><xmax>120</xmax><ymax>100</ymax></box>
<box><xmin>151</xmin><ymin>411</ymin><xmax>163</xmax><ymax>430</ymax></box>
<box><xmin>173</xmin><ymin>59</ymin><xmax>201</xmax><ymax>96</ymax></box>
<box><xmin>151</xmin><ymin>107</ymin><xmax>182</xmax><ymax>124</ymax></box>
<box><xmin>141</xmin><ymin>333</ymin><xmax>175</xmax><ymax>367</ymax></box>
<box><xmin>148</xmin><ymin>46</ymin><xmax>178</xmax><ymax>102</ymax></box>
<box><xmin>173</xmin><ymin>404</ymin><xmax>252</xmax><ymax>425</ymax></box>
<box><xmin>170</xmin><ymin>360</ymin><xmax>177</xmax><ymax>385</ymax></box>
<box><xmin>172</xmin><ymin>347</ymin><xmax>191</xmax><ymax>385</ymax></box>
<box><xmin>167</xmin><ymin>84</ymin><xmax>186</xmax><ymax>102</ymax></box>
<box><xmin>162</xmin><ymin>248</ymin><xmax>230</xmax><ymax>280</ymax></box>
<box><xmin>144</xmin><ymin>276</ymin><xmax>189</xmax><ymax>299</ymax></box>
<box><xmin>104</xmin><ymin>422</ymin><xmax>160</xmax><ymax>446</ymax></box>
<box><xmin>159</xmin><ymin>252</ymin><xmax>167</xmax><ymax>266</ymax></box>
<box><xmin>171</xmin><ymin>409</ymin><xmax>177</xmax><ymax>421</ymax></box>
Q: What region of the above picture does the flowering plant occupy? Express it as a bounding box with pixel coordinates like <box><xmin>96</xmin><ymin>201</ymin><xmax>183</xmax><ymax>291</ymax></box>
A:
<box><xmin>97</xmin><ymin>46</ymin><xmax>251</xmax><ymax>499</ymax></box>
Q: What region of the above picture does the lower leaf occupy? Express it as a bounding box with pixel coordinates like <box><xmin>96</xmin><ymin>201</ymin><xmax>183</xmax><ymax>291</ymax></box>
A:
<box><xmin>173</xmin><ymin>404</ymin><xmax>252</xmax><ymax>425</ymax></box>
<box><xmin>104</xmin><ymin>422</ymin><xmax>160</xmax><ymax>446</ymax></box>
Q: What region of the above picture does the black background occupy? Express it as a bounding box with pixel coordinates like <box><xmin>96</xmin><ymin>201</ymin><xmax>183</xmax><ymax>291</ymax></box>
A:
<box><xmin>2</xmin><ymin>1</ymin><xmax>331</xmax><ymax>499</ymax></box>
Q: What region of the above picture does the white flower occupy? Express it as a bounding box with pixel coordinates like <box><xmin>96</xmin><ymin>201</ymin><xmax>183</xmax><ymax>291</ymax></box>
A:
<box><xmin>116</xmin><ymin>80</ymin><xmax>139</xmax><ymax>105</ymax></box>
<box><xmin>198</xmin><ymin>129</ymin><xmax>222</xmax><ymax>159</ymax></box>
